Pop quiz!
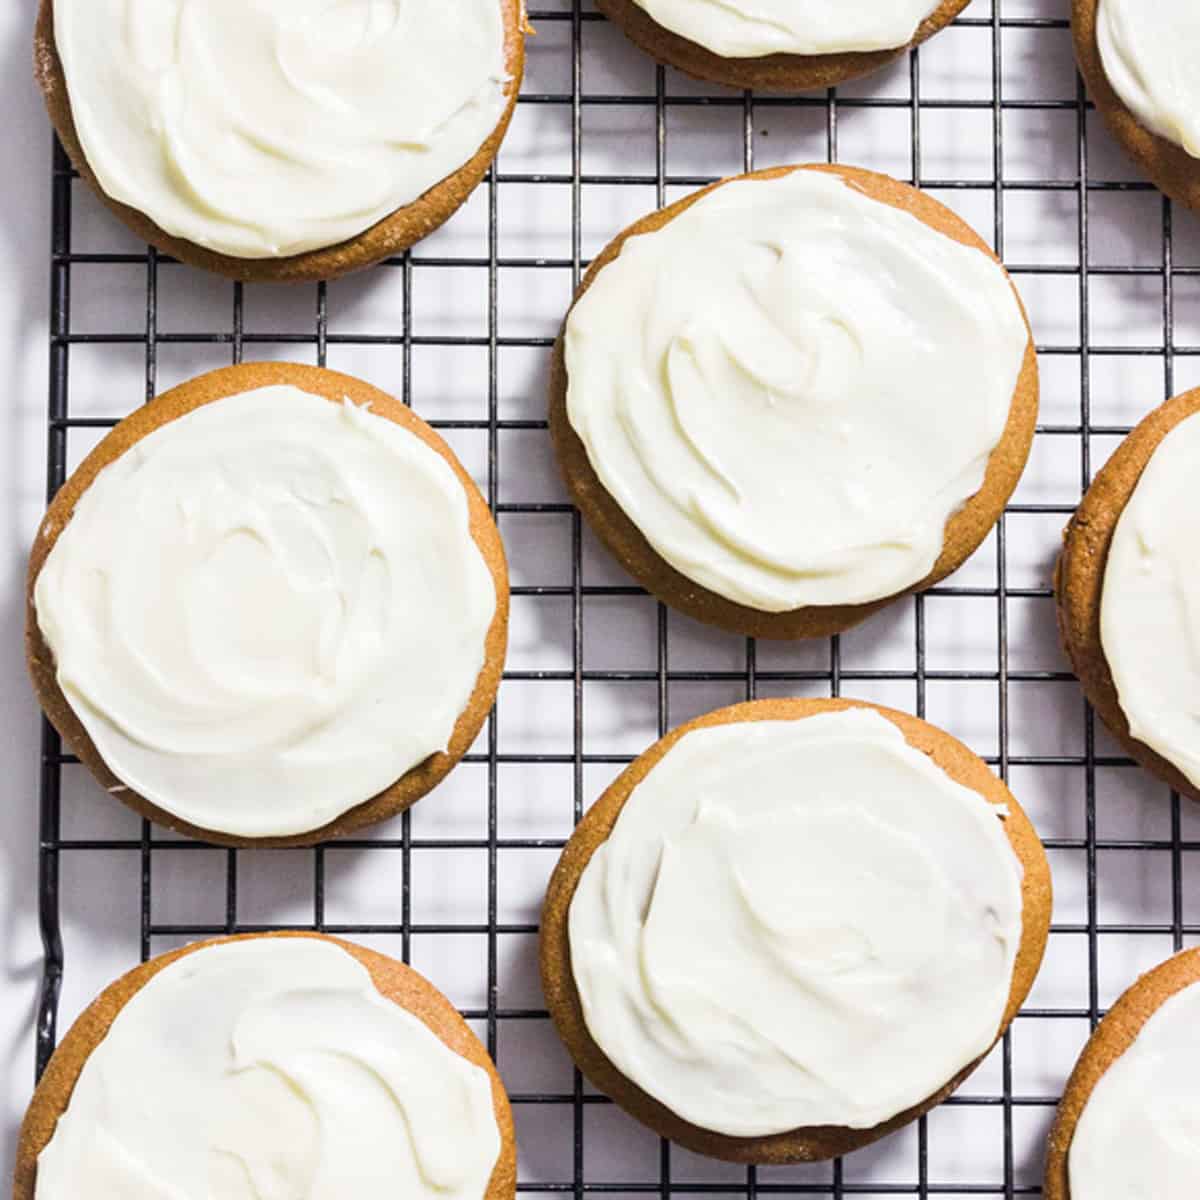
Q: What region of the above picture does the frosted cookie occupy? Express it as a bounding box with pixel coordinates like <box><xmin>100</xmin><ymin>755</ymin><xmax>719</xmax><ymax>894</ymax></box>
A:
<box><xmin>1056</xmin><ymin>389</ymin><xmax>1200</xmax><ymax>803</ymax></box>
<box><xmin>540</xmin><ymin>698</ymin><xmax>1052</xmax><ymax>1162</ymax></box>
<box><xmin>596</xmin><ymin>0</ymin><xmax>969</xmax><ymax>91</ymax></box>
<box><xmin>1044</xmin><ymin>948</ymin><xmax>1200</xmax><ymax>1200</ymax></box>
<box><xmin>15</xmin><ymin>933</ymin><xmax>517</xmax><ymax>1200</ymax></box>
<box><xmin>26</xmin><ymin>362</ymin><xmax>508</xmax><ymax>846</ymax></box>
<box><xmin>551</xmin><ymin>165</ymin><xmax>1038</xmax><ymax>639</ymax></box>
<box><xmin>1072</xmin><ymin>1</ymin><xmax>1200</xmax><ymax>211</ymax></box>
<box><xmin>34</xmin><ymin>0</ymin><xmax>527</xmax><ymax>281</ymax></box>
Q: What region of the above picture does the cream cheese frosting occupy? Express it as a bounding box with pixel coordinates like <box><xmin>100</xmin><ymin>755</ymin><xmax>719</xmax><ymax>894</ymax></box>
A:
<box><xmin>1101</xmin><ymin>411</ymin><xmax>1200</xmax><ymax>792</ymax></box>
<box><xmin>33</xmin><ymin>384</ymin><xmax>496</xmax><ymax>839</ymax></box>
<box><xmin>52</xmin><ymin>0</ymin><xmax>511</xmax><ymax>259</ymax></box>
<box><xmin>1096</xmin><ymin>0</ymin><xmax>1200</xmax><ymax>158</ymax></box>
<box><xmin>567</xmin><ymin>708</ymin><xmax>1025</xmax><ymax>1137</ymax></box>
<box><xmin>35</xmin><ymin>938</ymin><xmax>503</xmax><ymax>1200</ymax></box>
<box><xmin>563</xmin><ymin>169</ymin><xmax>1029</xmax><ymax>612</ymax></box>
<box><xmin>1068</xmin><ymin>979</ymin><xmax>1200</xmax><ymax>1199</ymax></box>
<box><xmin>627</xmin><ymin>0</ymin><xmax>943</xmax><ymax>58</ymax></box>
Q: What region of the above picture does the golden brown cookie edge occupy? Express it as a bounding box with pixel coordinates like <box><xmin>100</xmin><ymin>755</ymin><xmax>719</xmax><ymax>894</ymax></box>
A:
<box><xmin>33</xmin><ymin>0</ymin><xmax>528</xmax><ymax>281</ymax></box>
<box><xmin>1071</xmin><ymin>0</ymin><xmax>1200</xmax><ymax>212</ymax></box>
<box><xmin>595</xmin><ymin>0</ymin><xmax>970</xmax><ymax>91</ymax></box>
<box><xmin>24</xmin><ymin>361</ymin><xmax>510</xmax><ymax>848</ymax></box>
<box><xmin>13</xmin><ymin>930</ymin><xmax>518</xmax><ymax>1200</ymax></box>
<box><xmin>1054</xmin><ymin>387</ymin><xmax>1200</xmax><ymax>804</ymax></box>
<box><xmin>539</xmin><ymin>696</ymin><xmax>1052</xmax><ymax>1163</ymax></box>
<box><xmin>1042</xmin><ymin>946</ymin><xmax>1200</xmax><ymax>1200</ymax></box>
<box><xmin>549</xmin><ymin>162</ymin><xmax>1039</xmax><ymax>640</ymax></box>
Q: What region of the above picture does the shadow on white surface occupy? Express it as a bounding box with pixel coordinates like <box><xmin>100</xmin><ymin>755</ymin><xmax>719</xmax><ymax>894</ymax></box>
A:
<box><xmin>0</xmin><ymin>577</ymin><xmax>41</xmax><ymax>1180</ymax></box>
<box><xmin>0</xmin><ymin>3</ymin><xmax>52</xmax><ymax>1185</ymax></box>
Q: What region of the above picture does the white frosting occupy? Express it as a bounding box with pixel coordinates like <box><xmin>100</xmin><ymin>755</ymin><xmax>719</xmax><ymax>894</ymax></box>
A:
<box><xmin>1101</xmin><ymin>411</ymin><xmax>1200</xmax><ymax>792</ymax></box>
<box><xmin>568</xmin><ymin>708</ymin><xmax>1025</xmax><ymax>1136</ymax></box>
<box><xmin>36</xmin><ymin>938</ymin><xmax>502</xmax><ymax>1200</ymax></box>
<box><xmin>1096</xmin><ymin>0</ymin><xmax>1200</xmax><ymax>158</ymax></box>
<box><xmin>564</xmin><ymin>170</ymin><xmax>1029</xmax><ymax>612</ymax></box>
<box><xmin>33</xmin><ymin>384</ymin><xmax>496</xmax><ymax>839</ymax></box>
<box><xmin>1068</xmin><ymin>978</ymin><xmax>1200</xmax><ymax>1199</ymax></box>
<box><xmin>628</xmin><ymin>0</ymin><xmax>943</xmax><ymax>58</ymax></box>
<box><xmin>52</xmin><ymin>0</ymin><xmax>511</xmax><ymax>258</ymax></box>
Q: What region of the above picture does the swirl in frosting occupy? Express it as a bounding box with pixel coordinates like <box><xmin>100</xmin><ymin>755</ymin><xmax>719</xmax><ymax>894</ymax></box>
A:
<box><xmin>568</xmin><ymin>708</ymin><xmax>1025</xmax><ymax>1136</ymax></box>
<box><xmin>52</xmin><ymin>0</ymin><xmax>511</xmax><ymax>258</ymax></box>
<box><xmin>35</xmin><ymin>938</ymin><xmax>503</xmax><ymax>1200</ymax></box>
<box><xmin>33</xmin><ymin>384</ymin><xmax>497</xmax><ymax>839</ymax></box>
<box><xmin>564</xmin><ymin>169</ymin><xmax>1029</xmax><ymax>612</ymax></box>
<box><xmin>628</xmin><ymin>0</ymin><xmax>943</xmax><ymax>58</ymax></box>
<box><xmin>1097</xmin><ymin>0</ymin><xmax>1200</xmax><ymax>158</ymax></box>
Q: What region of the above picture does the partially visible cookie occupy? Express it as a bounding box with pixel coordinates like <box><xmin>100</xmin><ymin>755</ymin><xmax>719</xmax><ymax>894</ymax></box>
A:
<box><xmin>551</xmin><ymin>163</ymin><xmax>1038</xmax><ymax>640</ymax></box>
<box><xmin>540</xmin><ymin>697</ymin><xmax>1052</xmax><ymax>1162</ymax></box>
<box><xmin>1044</xmin><ymin>948</ymin><xmax>1200</xmax><ymax>1200</ymax></box>
<box><xmin>1072</xmin><ymin>1</ymin><xmax>1200</xmax><ymax>212</ymax></box>
<box><xmin>596</xmin><ymin>0</ymin><xmax>969</xmax><ymax>91</ymax></box>
<box><xmin>15</xmin><ymin>932</ymin><xmax>518</xmax><ymax>1200</ymax></box>
<box><xmin>26</xmin><ymin>361</ymin><xmax>509</xmax><ymax>847</ymax></box>
<box><xmin>34</xmin><ymin>0</ymin><xmax>528</xmax><ymax>280</ymax></box>
<box><xmin>1055</xmin><ymin>388</ymin><xmax>1200</xmax><ymax>804</ymax></box>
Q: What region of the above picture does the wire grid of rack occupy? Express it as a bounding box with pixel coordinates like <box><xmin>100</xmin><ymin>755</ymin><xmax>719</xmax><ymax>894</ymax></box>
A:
<box><xmin>32</xmin><ymin>0</ymin><xmax>1200</xmax><ymax>1195</ymax></box>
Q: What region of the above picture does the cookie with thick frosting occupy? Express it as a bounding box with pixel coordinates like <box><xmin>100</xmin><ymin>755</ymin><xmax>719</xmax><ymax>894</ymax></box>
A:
<box><xmin>15</xmin><ymin>932</ymin><xmax>518</xmax><ymax>1200</ymax></box>
<box><xmin>1044</xmin><ymin>948</ymin><xmax>1200</xmax><ymax>1200</ymax></box>
<box><xmin>595</xmin><ymin>0</ymin><xmax>969</xmax><ymax>91</ymax></box>
<box><xmin>551</xmin><ymin>164</ymin><xmax>1039</xmax><ymax>639</ymax></box>
<box><xmin>26</xmin><ymin>361</ymin><xmax>509</xmax><ymax>847</ymax></box>
<box><xmin>34</xmin><ymin>0</ymin><xmax>528</xmax><ymax>280</ymax></box>
<box><xmin>1055</xmin><ymin>389</ymin><xmax>1200</xmax><ymax>804</ymax></box>
<box><xmin>1072</xmin><ymin>0</ymin><xmax>1200</xmax><ymax>211</ymax></box>
<box><xmin>540</xmin><ymin>697</ymin><xmax>1052</xmax><ymax>1162</ymax></box>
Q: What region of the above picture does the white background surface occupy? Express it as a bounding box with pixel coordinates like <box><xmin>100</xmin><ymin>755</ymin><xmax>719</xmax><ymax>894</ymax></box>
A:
<box><xmin>4</xmin><ymin>0</ymin><xmax>1200</xmax><ymax>1195</ymax></box>
<box><xmin>1</xmin><ymin>0</ymin><xmax>52</xmax><ymax>1185</ymax></box>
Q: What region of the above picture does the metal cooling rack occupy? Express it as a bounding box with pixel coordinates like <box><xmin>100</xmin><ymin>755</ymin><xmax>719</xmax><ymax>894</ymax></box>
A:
<box><xmin>33</xmin><ymin>1</ymin><xmax>1200</xmax><ymax>1195</ymax></box>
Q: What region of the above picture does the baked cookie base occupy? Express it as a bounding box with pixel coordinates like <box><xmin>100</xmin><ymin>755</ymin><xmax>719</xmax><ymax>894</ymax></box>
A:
<box><xmin>540</xmin><ymin>697</ymin><xmax>1053</xmax><ymax>1163</ymax></box>
<box><xmin>550</xmin><ymin>163</ymin><xmax>1039</xmax><ymax>640</ymax></box>
<box><xmin>33</xmin><ymin>0</ymin><xmax>528</xmax><ymax>281</ymax></box>
<box><xmin>1043</xmin><ymin>947</ymin><xmax>1200</xmax><ymax>1200</ymax></box>
<box><xmin>596</xmin><ymin>0</ymin><xmax>970</xmax><ymax>91</ymax></box>
<box><xmin>1054</xmin><ymin>387</ymin><xmax>1200</xmax><ymax>804</ymax></box>
<box><xmin>1072</xmin><ymin>0</ymin><xmax>1200</xmax><ymax>212</ymax></box>
<box><xmin>14</xmin><ymin>931</ymin><xmax>519</xmax><ymax>1200</ymax></box>
<box><xmin>25</xmin><ymin>361</ymin><xmax>510</xmax><ymax>848</ymax></box>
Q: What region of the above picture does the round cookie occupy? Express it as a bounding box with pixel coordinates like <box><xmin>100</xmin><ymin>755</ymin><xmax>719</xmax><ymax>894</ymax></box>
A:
<box><xmin>14</xmin><ymin>931</ymin><xmax>518</xmax><ymax>1200</ymax></box>
<box><xmin>595</xmin><ymin>0</ymin><xmax>969</xmax><ymax>91</ymax></box>
<box><xmin>540</xmin><ymin>697</ymin><xmax>1052</xmax><ymax>1163</ymax></box>
<box><xmin>25</xmin><ymin>361</ymin><xmax>510</xmax><ymax>848</ymax></box>
<box><xmin>1072</xmin><ymin>1</ymin><xmax>1200</xmax><ymax>212</ymax></box>
<box><xmin>1055</xmin><ymin>388</ymin><xmax>1200</xmax><ymax>804</ymax></box>
<box><xmin>1044</xmin><ymin>948</ymin><xmax>1200</xmax><ymax>1200</ymax></box>
<box><xmin>33</xmin><ymin>0</ymin><xmax>528</xmax><ymax>282</ymax></box>
<box><xmin>550</xmin><ymin>163</ymin><xmax>1039</xmax><ymax>640</ymax></box>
